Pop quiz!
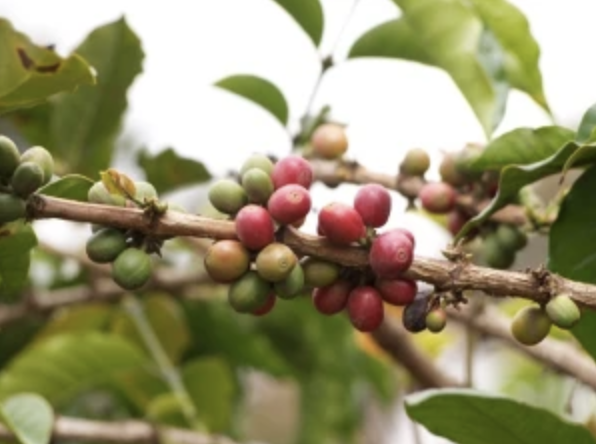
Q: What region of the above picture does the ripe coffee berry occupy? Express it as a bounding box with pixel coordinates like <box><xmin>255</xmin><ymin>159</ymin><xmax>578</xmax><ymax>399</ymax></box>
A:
<box><xmin>318</xmin><ymin>202</ymin><xmax>366</xmax><ymax>246</ymax></box>
<box><xmin>271</xmin><ymin>155</ymin><xmax>313</xmax><ymax>189</ymax></box>
<box><xmin>347</xmin><ymin>286</ymin><xmax>384</xmax><ymax>332</ymax></box>
<box><xmin>369</xmin><ymin>229</ymin><xmax>414</xmax><ymax>278</ymax></box>
<box><xmin>312</xmin><ymin>279</ymin><xmax>353</xmax><ymax>315</ymax></box>
<box><xmin>252</xmin><ymin>293</ymin><xmax>277</xmax><ymax>316</ymax></box>
<box><xmin>310</xmin><ymin>123</ymin><xmax>348</xmax><ymax>159</ymax></box>
<box><xmin>267</xmin><ymin>184</ymin><xmax>311</xmax><ymax>225</ymax></box>
<box><xmin>235</xmin><ymin>205</ymin><xmax>275</xmax><ymax>251</ymax></box>
<box><xmin>354</xmin><ymin>184</ymin><xmax>392</xmax><ymax>228</ymax></box>
<box><xmin>375</xmin><ymin>278</ymin><xmax>417</xmax><ymax>306</ymax></box>
<box><xmin>419</xmin><ymin>182</ymin><xmax>457</xmax><ymax>214</ymax></box>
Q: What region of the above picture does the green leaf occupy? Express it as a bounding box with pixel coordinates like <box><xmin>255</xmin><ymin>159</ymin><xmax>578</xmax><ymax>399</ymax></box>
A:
<box><xmin>0</xmin><ymin>394</ymin><xmax>53</xmax><ymax>444</ymax></box>
<box><xmin>0</xmin><ymin>222</ymin><xmax>37</xmax><ymax>301</ymax></box>
<box><xmin>469</xmin><ymin>0</ymin><xmax>548</xmax><ymax>111</ymax></box>
<box><xmin>33</xmin><ymin>304</ymin><xmax>113</xmax><ymax>344</ymax></box>
<box><xmin>0</xmin><ymin>19</ymin><xmax>95</xmax><ymax>114</ymax></box>
<box><xmin>270</xmin><ymin>0</ymin><xmax>324</xmax><ymax>46</ymax></box>
<box><xmin>471</xmin><ymin>126</ymin><xmax>574</xmax><ymax>171</ymax></box>
<box><xmin>548</xmin><ymin>166</ymin><xmax>596</xmax><ymax>360</ymax></box>
<box><xmin>577</xmin><ymin>103</ymin><xmax>596</xmax><ymax>142</ymax></box>
<box><xmin>0</xmin><ymin>333</ymin><xmax>150</xmax><ymax>405</ymax></box>
<box><xmin>38</xmin><ymin>174</ymin><xmax>94</xmax><ymax>202</ymax></box>
<box><xmin>214</xmin><ymin>75</ymin><xmax>289</xmax><ymax>126</ymax></box>
<box><xmin>138</xmin><ymin>148</ymin><xmax>211</xmax><ymax>195</ymax></box>
<box><xmin>182</xmin><ymin>357</ymin><xmax>236</xmax><ymax>432</ymax></box>
<box><xmin>50</xmin><ymin>17</ymin><xmax>144</xmax><ymax>176</ymax></box>
<box><xmin>406</xmin><ymin>388</ymin><xmax>595</xmax><ymax>444</ymax></box>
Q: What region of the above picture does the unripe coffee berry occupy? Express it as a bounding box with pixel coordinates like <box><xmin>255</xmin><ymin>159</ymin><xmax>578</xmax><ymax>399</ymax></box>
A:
<box><xmin>318</xmin><ymin>202</ymin><xmax>365</xmax><ymax>246</ymax></box>
<box><xmin>310</xmin><ymin>123</ymin><xmax>348</xmax><ymax>159</ymax></box>
<box><xmin>208</xmin><ymin>179</ymin><xmax>248</xmax><ymax>215</ymax></box>
<box><xmin>228</xmin><ymin>271</ymin><xmax>271</xmax><ymax>313</ymax></box>
<box><xmin>481</xmin><ymin>234</ymin><xmax>515</xmax><ymax>270</ymax></box>
<box><xmin>369</xmin><ymin>229</ymin><xmax>414</xmax><ymax>278</ymax></box>
<box><xmin>274</xmin><ymin>263</ymin><xmax>304</xmax><ymax>299</ymax></box>
<box><xmin>425</xmin><ymin>308</ymin><xmax>447</xmax><ymax>333</ymax></box>
<box><xmin>0</xmin><ymin>135</ymin><xmax>20</xmax><ymax>179</ymax></box>
<box><xmin>256</xmin><ymin>242</ymin><xmax>298</xmax><ymax>282</ymax></box>
<box><xmin>511</xmin><ymin>305</ymin><xmax>552</xmax><ymax>346</ymax></box>
<box><xmin>354</xmin><ymin>184</ymin><xmax>392</xmax><ymax>228</ymax></box>
<box><xmin>375</xmin><ymin>278</ymin><xmax>417</xmax><ymax>306</ymax></box>
<box><xmin>20</xmin><ymin>146</ymin><xmax>54</xmax><ymax>185</ymax></box>
<box><xmin>0</xmin><ymin>194</ymin><xmax>26</xmax><ymax>224</ymax></box>
<box><xmin>419</xmin><ymin>182</ymin><xmax>457</xmax><ymax>214</ymax></box>
<box><xmin>347</xmin><ymin>286</ymin><xmax>384</xmax><ymax>332</ymax></box>
<box><xmin>86</xmin><ymin>228</ymin><xmax>128</xmax><ymax>264</ymax></box>
<box><xmin>400</xmin><ymin>148</ymin><xmax>430</xmax><ymax>176</ymax></box>
<box><xmin>112</xmin><ymin>248</ymin><xmax>152</xmax><ymax>291</ymax></box>
<box><xmin>312</xmin><ymin>279</ymin><xmax>353</xmax><ymax>315</ymax></box>
<box><xmin>447</xmin><ymin>210</ymin><xmax>469</xmax><ymax>236</ymax></box>
<box><xmin>271</xmin><ymin>155</ymin><xmax>313</xmax><ymax>189</ymax></box>
<box><xmin>11</xmin><ymin>161</ymin><xmax>44</xmax><ymax>197</ymax></box>
<box><xmin>240</xmin><ymin>153</ymin><xmax>274</xmax><ymax>177</ymax></box>
<box><xmin>242</xmin><ymin>168</ymin><xmax>274</xmax><ymax>204</ymax></box>
<box><xmin>545</xmin><ymin>294</ymin><xmax>581</xmax><ymax>330</ymax></box>
<box><xmin>204</xmin><ymin>240</ymin><xmax>251</xmax><ymax>283</ymax></box>
<box><xmin>235</xmin><ymin>204</ymin><xmax>275</xmax><ymax>250</ymax></box>
<box><xmin>302</xmin><ymin>257</ymin><xmax>340</xmax><ymax>288</ymax></box>
<box><xmin>495</xmin><ymin>224</ymin><xmax>527</xmax><ymax>252</ymax></box>
<box><xmin>439</xmin><ymin>152</ymin><xmax>467</xmax><ymax>187</ymax></box>
<box><xmin>267</xmin><ymin>184</ymin><xmax>311</xmax><ymax>225</ymax></box>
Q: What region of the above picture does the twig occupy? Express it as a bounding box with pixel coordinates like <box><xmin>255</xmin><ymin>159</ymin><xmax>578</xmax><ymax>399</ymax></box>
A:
<box><xmin>27</xmin><ymin>196</ymin><xmax>596</xmax><ymax>309</ymax></box>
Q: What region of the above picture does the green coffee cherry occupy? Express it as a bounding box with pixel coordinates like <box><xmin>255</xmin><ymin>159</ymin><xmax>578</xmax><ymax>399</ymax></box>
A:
<box><xmin>0</xmin><ymin>135</ymin><xmax>20</xmax><ymax>179</ymax></box>
<box><xmin>240</xmin><ymin>154</ymin><xmax>274</xmax><ymax>177</ymax></box>
<box><xmin>204</xmin><ymin>240</ymin><xmax>251</xmax><ymax>283</ymax></box>
<box><xmin>495</xmin><ymin>224</ymin><xmax>527</xmax><ymax>252</ymax></box>
<box><xmin>112</xmin><ymin>248</ymin><xmax>152</xmax><ymax>290</ymax></box>
<box><xmin>274</xmin><ymin>263</ymin><xmax>304</xmax><ymax>299</ymax></box>
<box><xmin>228</xmin><ymin>271</ymin><xmax>271</xmax><ymax>313</ymax></box>
<box><xmin>425</xmin><ymin>308</ymin><xmax>447</xmax><ymax>333</ymax></box>
<box><xmin>86</xmin><ymin>228</ymin><xmax>128</xmax><ymax>264</ymax></box>
<box><xmin>20</xmin><ymin>146</ymin><xmax>54</xmax><ymax>185</ymax></box>
<box><xmin>439</xmin><ymin>152</ymin><xmax>467</xmax><ymax>187</ymax></box>
<box><xmin>88</xmin><ymin>182</ymin><xmax>127</xmax><ymax>207</ymax></box>
<box><xmin>302</xmin><ymin>257</ymin><xmax>340</xmax><ymax>287</ymax></box>
<box><xmin>241</xmin><ymin>168</ymin><xmax>274</xmax><ymax>204</ymax></box>
<box><xmin>208</xmin><ymin>179</ymin><xmax>248</xmax><ymax>215</ymax></box>
<box><xmin>480</xmin><ymin>234</ymin><xmax>515</xmax><ymax>269</ymax></box>
<box><xmin>256</xmin><ymin>243</ymin><xmax>298</xmax><ymax>283</ymax></box>
<box><xmin>545</xmin><ymin>294</ymin><xmax>581</xmax><ymax>329</ymax></box>
<box><xmin>0</xmin><ymin>194</ymin><xmax>26</xmax><ymax>224</ymax></box>
<box><xmin>400</xmin><ymin>148</ymin><xmax>430</xmax><ymax>176</ymax></box>
<box><xmin>134</xmin><ymin>181</ymin><xmax>158</xmax><ymax>202</ymax></box>
<box><xmin>511</xmin><ymin>305</ymin><xmax>552</xmax><ymax>346</ymax></box>
<box><xmin>10</xmin><ymin>162</ymin><xmax>44</xmax><ymax>197</ymax></box>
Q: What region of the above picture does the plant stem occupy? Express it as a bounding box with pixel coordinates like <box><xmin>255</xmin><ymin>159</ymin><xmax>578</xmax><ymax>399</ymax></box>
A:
<box><xmin>122</xmin><ymin>295</ymin><xmax>204</xmax><ymax>431</ymax></box>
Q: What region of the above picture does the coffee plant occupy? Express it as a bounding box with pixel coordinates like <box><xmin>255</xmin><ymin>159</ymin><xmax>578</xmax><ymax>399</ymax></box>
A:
<box><xmin>2</xmin><ymin>2</ymin><xmax>596</xmax><ymax>444</ymax></box>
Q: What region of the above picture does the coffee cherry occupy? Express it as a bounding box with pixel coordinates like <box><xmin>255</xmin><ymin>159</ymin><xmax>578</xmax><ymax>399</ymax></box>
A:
<box><xmin>134</xmin><ymin>181</ymin><xmax>158</xmax><ymax>202</ymax></box>
<box><xmin>402</xmin><ymin>297</ymin><xmax>429</xmax><ymax>333</ymax></box>
<box><xmin>312</xmin><ymin>279</ymin><xmax>353</xmax><ymax>315</ymax></box>
<box><xmin>0</xmin><ymin>135</ymin><xmax>20</xmax><ymax>179</ymax></box>
<box><xmin>347</xmin><ymin>286</ymin><xmax>384</xmax><ymax>332</ymax></box>
<box><xmin>204</xmin><ymin>240</ymin><xmax>250</xmax><ymax>283</ymax></box>
<box><xmin>20</xmin><ymin>146</ymin><xmax>54</xmax><ymax>185</ymax></box>
<box><xmin>393</xmin><ymin>228</ymin><xmax>416</xmax><ymax>248</ymax></box>
<box><xmin>0</xmin><ymin>194</ymin><xmax>26</xmax><ymax>224</ymax></box>
<box><xmin>267</xmin><ymin>184</ymin><xmax>311</xmax><ymax>225</ymax></box>
<box><xmin>495</xmin><ymin>224</ymin><xmax>527</xmax><ymax>252</ymax></box>
<box><xmin>235</xmin><ymin>204</ymin><xmax>275</xmax><ymax>250</ymax></box>
<box><xmin>511</xmin><ymin>305</ymin><xmax>552</xmax><ymax>346</ymax></box>
<box><xmin>481</xmin><ymin>234</ymin><xmax>515</xmax><ymax>269</ymax></box>
<box><xmin>400</xmin><ymin>148</ymin><xmax>430</xmax><ymax>176</ymax></box>
<box><xmin>447</xmin><ymin>210</ymin><xmax>469</xmax><ymax>236</ymax></box>
<box><xmin>256</xmin><ymin>243</ymin><xmax>297</xmax><ymax>283</ymax></box>
<box><xmin>228</xmin><ymin>271</ymin><xmax>271</xmax><ymax>313</ymax></box>
<box><xmin>354</xmin><ymin>184</ymin><xmax>391</xmax><ymax>228</ymax></box>
<box><xmin>274</xmin><ymin>263</ymin><xmax>304</xmax><ymax>299</ymax></box>
<box><xmin>310</xmin><ymin>123</ymin><xmax>348</xmax><ymax>159</ymax></box>
<box><xmin>11</xmin><ymin>162</ymin><xmax>44</xmax><ymax>197</ymax></box>
<box><xmin>302</xmin><ymin>258</ymin><xmax>340</xmax><ymax>288</ymax></box>
<box><xmin>208</xmin><ymin>179</ymin><xmax>248</xmax><ymax>215</ymax></box>
<box><xmin>545</xmin><ymin>294</ymin><xmax>581</xmax><ymax>330</ymax></box>
<box><xmin>439</xmin><ymin>152</ymin><xmax>467</xmax><ymax>187</ymax></box>
<box><xmin>375</xmin><ymin>278</ymin><xmax>417</xmax><ymax>306</ymax></box>
<box><xmin>419</xmin><ymin>182</ymin><xmax>457</xmax><ymax>214</ymax></box>
<box><xmin>271</xmin><ymin>155</ymin><xmax>313</xmax><ymax>189</ymax></box>
<box><xmin>112</xmin><ymin>248</ymin><xmax>152</xmax><ymax>290</ymax></box>
<box><xmin>86</xmin><ymin>228</ymin><xmax>128</xmax><ymax>264</ymax></box>
<box><xmin>318</xmin><ymin>203</ymin><xmax>365</xmax><ymax>246</ymax></box>
<box><xmin>369</xmin><ymin>229</ymin><xmax>414</xmax><ymax>278</ymax></box>
<box><xmin>425</xmin><ymin>308</ymin><xmax>447</xmax><ymax>333</ymax></box>
<box><xmin>252</xmin><ymin>293</ymin><xmax>277</xmax><ymax>316</ymax></box>
<box><xmin>242</xmin><ymin>168</ymin><xmax>274</xmax><ymax>204</ymax></box>
<box><xmin>88</xmin><ymin>181</ymin><xmax>127</xmax><ymax>207</ymax></box>
<box><xmin>240</xmin><ymin>153</ymin><xmax>274</xmax><ymax>177</ymax></box>
<box><xmin>454</xmin><ymin>143</ymin><xmax>484</xmax><ymax>180</ymax></box>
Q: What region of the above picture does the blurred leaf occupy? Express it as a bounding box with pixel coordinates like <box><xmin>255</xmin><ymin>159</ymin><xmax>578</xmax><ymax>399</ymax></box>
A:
<box><xmin>111</xmin><ymin>293</ymin><xmax>191</xmax><ymax>364</ymax></box>
<box><xmin>146</xmin><ymin>393</ymin><xmax>187</xmax><ymax>428</ymax></box>
<box><xmin>0</xmin><ymin>394</ymin><xmax>53</xmax><ymax>444</ymax></box>
<box><xmin>577</xmin><ymin>104</ymin><xmax>596</xmax><ymax>142</ymax></box>
<box><xmin>182</xmin><ymin>357</ymin><xmax>236</xmax><ymax>432</ymax></box>
<box><xmin>0</xmin><ymin>320</ymin><xmax>44</xmax><ymax>369</ymax></box>
<box><xmin>50</xmin><ymin>17</ymin><xmax>144</xmax><ymax>176</ymax></box>
<box><xmin>38</xmin><ymin>174</ymin><xmax>94</xmax><ymax>202</ymax></box>
<box><xmin>469</xmin><ymin>0</ymin><xmax>548</xmax><ymax>111</ymax></box>
<box><xmin>138</xmin><ymin>148</ymin><xmax>211</xmax><ymax>194</ymax></box>
<box><xmin>270</xmin><ymin>0</ymin><xmax>324</xmax><ymax>46</ymax></box>
<box><xmin>470</xmin><ymin>126</ymin><xmax>574</xmax><ymax>171</ymax></box>
<box><xmin>0</xmin><ymin>19</ymin><xmax>95</xmax><ymax>114</ymax></box>
<box><xmin>33</xmin><ymin>304</ymin><xmax>113</xmax><ymax>344</ymax></box>
<box><xmin>0</xmin><ymin>221</ymin><xmax>37</xmax><ymax>301</ymax></box>
<box><xmin>214</xmin><ymin>75</ymin><xmax>288</xmax><ymax>125</ymax></box>
<box><xmin>406</xmin><ymin>388</ymin><xmax>595</xmax><ymax>444</ymax></box>
<box><xmin>0</xmin><ymin>333</ymin><xmax>150</xmax><ymax>405</ymax></box>
<box><xmin>548</xmin><ymin>166</ymin><xmax>596</xmax><ymax>360</ymax></box>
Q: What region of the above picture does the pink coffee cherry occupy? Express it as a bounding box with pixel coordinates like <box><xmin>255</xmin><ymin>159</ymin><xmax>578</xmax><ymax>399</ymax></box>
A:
<box><xmin>271</xmin><ymin>155</ymin><xmax>313</xmax><ymax>190</ymax></box>
<box><xmin>354</xmin><ymin>184</ymin><xmax>392</xmax><ymax>228</ymax></box>
<box><xmin>419</xmin><ymin>182</ymin><xmax>457</xmax><ymax>214</ymax></box>
<box><xmin>312</xmin><ymin>279</ymin><xmax>353</xmax><ymax>315</ymax></box>
<box><xmin>267</xmin><ymin>184</ymin><xmax>311</xmax><ymax>225</ymax></box>
<box><xmin>347</xmin><ymin>286</ymin><xmax>384</xmax><ymax>332</ymax></box>
<box><xmin>375</xmin><ymin>278</ymin><xmax>417</xmax><ymax>306</ymax></box>
<box><xmin>369</xmin><ymin>229</ymin><xmax>414</xmax><ymax>278</ymax></box>
<box><xmin>318</xmin><ymin>202</ymin><xmax>366</xmax><ymax>246</ymax></box>
<box><xmin>235</xmin><ymin>204</ymin><xmax>275</xmax><ymax>251</ymax></box>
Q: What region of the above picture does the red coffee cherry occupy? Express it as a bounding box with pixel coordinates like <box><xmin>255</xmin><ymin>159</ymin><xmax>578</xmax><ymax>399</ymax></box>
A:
<box><xmin>419</xmin><ymin>182</ymin><xmax>457</xmax><ymax>214</ymax></box>
<box><xmin>447</xmin><ymin>210</ymin><xmax>470</xmax><ymax>236</ymax></box>
<box><xmin>310</xmin><ymin>123</ymin><xmax>348</xmax><ymax>159</ymax></box>
<box><xmin>312</xmin><ymin>279</ymin><xmax>353</xmax><ymax>315</ymax></box>
<box><xmin>375</xmin><ymin>278</ymin><xmax>417</xmax><ymax>306</ymax></box>
<box><xmin>271</xmin><ymin>155</ymin><xmax>313</xmax><ymax>189</ymax></box>
<box><xmin>347</xmin><ymin>286</ymin><xmax>384</xmax><ymax>332</ymax></box>
<box><xmin>204</xmin><ymin>240</ymin><xmax>250</xmax><ymax>283</ymax></box>
<box><xmin>354</xmin><ymin>184</ymin><xmax>392</xmax><ymax>228</ymax></box>
<box><xmin>267</xmin><ymin>184</ymin><xmax>311</xmax><ymax>225</ymax></box>
<box><xmin>391</xmin><ymin>227</ymin><xmax>415</xmax><ymax>249</ymax></box>
<box><xmin>369</xmin><ymin>229</ymin><xmax>414</xmax><ymax>278</ymax></box>
<box><xmin>252</xmin><ymin>293</ymin><xmax>277</xmax><ymax>316</ymax></box>
<box><xmin>318</xmin><ymin>202</ymin><xmax>366</xmax><ymax>246</ymax></box>
<box><xmin>235</xmin><ymin>204</ymin><xmax>275</xmax><ymax>251</ymax></box>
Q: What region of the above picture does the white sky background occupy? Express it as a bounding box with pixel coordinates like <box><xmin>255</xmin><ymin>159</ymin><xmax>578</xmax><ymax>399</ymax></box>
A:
<box><xmin>3</xmin><ymin>1</ymin><xmax>596</xmax><ymax>443</ymax></box>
